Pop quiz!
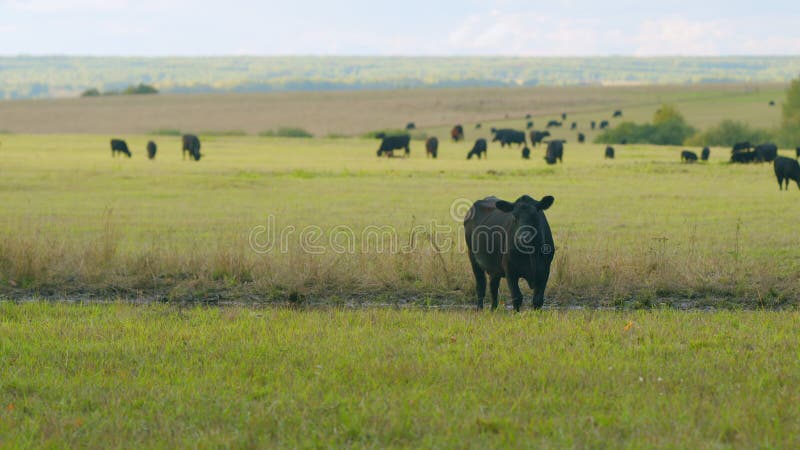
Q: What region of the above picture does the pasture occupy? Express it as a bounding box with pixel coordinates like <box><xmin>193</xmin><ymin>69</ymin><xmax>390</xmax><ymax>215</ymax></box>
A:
<box><xmin>1</xmin><ymin>303</ymin><xmax>799</xmax><ymax>448</ymax></box>
<box><xmin>1</xmin><ymin>83</ymin><xmax>799</xmax><ymax>447</ymax></box>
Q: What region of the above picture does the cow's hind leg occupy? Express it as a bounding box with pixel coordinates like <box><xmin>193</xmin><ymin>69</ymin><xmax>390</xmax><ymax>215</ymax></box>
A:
<box><xmin>469</xmin><ymin>254</ymin><xmax>487</xmax><ymax>310</ymax></box>
<box><xmin>489</xmin><ymin>275</ymin><xmax>502</xmax><ymax>310</ymax></box>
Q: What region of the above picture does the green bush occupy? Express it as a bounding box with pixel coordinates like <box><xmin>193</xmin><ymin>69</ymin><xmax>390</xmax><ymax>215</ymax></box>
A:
<box><xmin>779</xmin><ymin>76</ymin><xmax>800</xmax><ymax>146</ymax></box>
<box><xmin>81</xmin><ymin>88</ymin><xmax>101</xmax><ymax>97</ymax></box>
<box><xmin>150</xmin><ymin>129</ymin><xmax>182</xmax><ymax>136</ymax></box>
<box><xmin>686</xmin><ymin>120</ymin><xmax>774</xmax><ymax>147</ymax></box>
<box><xmin>123</xmin><ymin>83</ymin><xmax>158</xmax><ymax>95</ymax></box>
<box><xmin>595</xmin><ymin>104</ymin><xmax>695</xmax><ymax>145</ymax></box>
<box><xmin>259</xmin><ymin>127</ymin><xmax>314</xmax><ymax>138</ymax></box>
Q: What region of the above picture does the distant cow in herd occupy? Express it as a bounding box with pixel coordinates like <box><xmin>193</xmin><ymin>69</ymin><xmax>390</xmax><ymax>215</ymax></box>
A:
<box><xmin>110</xmin><ymin>139</ymin><xmax>131</xmax><ymax>158</ymax></box>
<box><xmin>182</xmin><ymin>134</ymin><xmax>202</xmax><ymax>161</ymax></box>
<box><xmin>467</xmin><ymin>139</ymin><xmax>488</xmax><ymax>160</ymax></box>
<box><xmin>701</xmin><ymin>147</ymin><xmax>710</xmax><ymax>161</ymax></box>
<box><xmin>521</xmin><ymin>147</ymin><xmax>531</xmax><ymax>160</ymax></box>
<box><xmin>425</xmin><ymin>137</ymin><xmax>438</xmax><ymax>159</ymax></box>
<box><xmin>546</xmin><ymin>120</ymin><xmax>562</xmax><ymax>128</ymax></box>
<box><xmin>147</xmin><ymin>141</ymin><xmax>157</xmax><ymax>160</ymax></box>
<box><xmin>491</xmin><ymin>128</ymin><xmax>526</xmax><ymax>147</ymax></box>
<box><xmin>681</xmin><ymin>150</ymin><xmax>698</xmax><ymax>163</ymax></box>
<box><xmin>605</xmin><ymin>146</ymin><xmax>615</xmax><ymax>159</ymax></box>
<box><xmin>376</xmin><ymin>133</ymin><xmax>410</xmax><ymax>157</ymax></box>
<box><xmin>613</xmin><ymin>110</ymin><xmax>623</xmax><ymax>117</ymax></box>
<box><xmin>530</xmin><ymin>131</ymin><xmax>550</xmax><ymax>147</ymax></box>
<box><xmin>599</xmin><ymin>120</ymin><xmax>610</xmax><ymax>129</ymax></box>
<box><xmin>451</xmin><ymin>125</ymin><xmax>465</xmax><ymax>142</ymax></box>
<box><xmin>577</xmin><ymin>133</ymin><xmax>585</xmax><ymax>144</ymax></box>
<box><xmin>545</xmin><ymin>140</ymin><xmax>564</xmax><ymax>165</ymax></box>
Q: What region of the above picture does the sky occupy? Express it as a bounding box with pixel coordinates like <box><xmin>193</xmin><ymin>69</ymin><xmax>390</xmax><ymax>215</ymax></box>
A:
<box><xmin>1</xmin><ymin>0</ymin><xmax>799</xmax><ymax>56</ymax></box>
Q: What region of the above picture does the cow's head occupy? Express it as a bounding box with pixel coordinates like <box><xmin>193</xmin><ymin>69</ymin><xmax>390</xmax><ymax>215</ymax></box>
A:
<box><xmin>495</xmin><ymin>195</ymin><xmax>555</xmax><ymax>254</ymax></box>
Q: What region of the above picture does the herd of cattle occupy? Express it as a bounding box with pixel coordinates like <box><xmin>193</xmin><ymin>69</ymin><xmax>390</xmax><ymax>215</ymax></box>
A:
<box><xmin>110</xmin><ymin>134</ymin><xmax>202</xmax><ymax>161</ymax></box>
<box><xmin>378</xmin><ymin>110</ymin><xmax>626</xmax><ymax>165</ymax></box>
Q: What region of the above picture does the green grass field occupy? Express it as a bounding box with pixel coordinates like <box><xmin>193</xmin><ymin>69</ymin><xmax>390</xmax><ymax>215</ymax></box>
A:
<box><xmin>1</xmin><ymin>83</ymin><xmax>799</xmax><ymax>447</ymax></box>
<box><xmin>2</xmin><ymin>303</ymin><xmax>799</xmax><ymax>448</ymax></box>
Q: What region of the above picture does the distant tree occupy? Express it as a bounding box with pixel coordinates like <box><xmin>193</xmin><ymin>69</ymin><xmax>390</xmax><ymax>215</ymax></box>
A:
<box><xmin>781</xmin><ymin>76</ymin><xmax>800</xmax><ymax>144</ymax></box>
<box><xmin>123</xmin><ymin>83</ymin><xmax>159</xmax><ymax>95</ymax></box>
<box><xmin>686</xmin><ymin>120</ymin><xmax>773</xmax><ymax>147</ymax></box>
<box><xmin>595</xmin><ymin>104</ymin><xmax>695</xmax><ymax>146</ymax></box>
<box><xmin>81</xmin><ymin>88</ymin><xmax>101</xmax><ymax>97</ymax></box>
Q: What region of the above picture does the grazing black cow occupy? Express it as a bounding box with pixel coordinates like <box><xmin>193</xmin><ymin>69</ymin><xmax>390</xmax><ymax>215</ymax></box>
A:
<box><xmin>475</xmin><ymin>123</ymin><xmax>482</xmax><ymax>129</ymax></box>
<box><xmin>492</xmin><ymin>129</ymin><xmax>526</xmax><ymax>147</ymax></box>
<box><xmin>591</xmin><ymin>120</ymin><xmax>596</xmax><ymax>130</ymax></box>
<box><xmin>731</xmin><ymin>151</ymin><xmax>756</xmax><ymax>163</ymax></box>
<box><xmin>526</xmin><ymin>121</ymin><xmax>534</xmax><ymax>130</ymax></box>
<box><xmin>754</xmin><ymin>143</ymin><xmax>778</xmax><ymax>162</ymax></box>
<box><xmin>599</xmin><ymin>120</ymin><xmax>610</xmax><ymax>129</ymax></box>
<box><xmin>796</xmin><ymin>146</ymin><xmax>800</xmax><ymax>158</ymax></box>
<box><xmin>425</xmin><ymin>137</ymin><xmax>438</xmax><ymax>159</ymax></box>
<box><xmin>732</xmin><ymin>142</ymin><xmax>752</xmax><ymax>153</ymax></box>
<box><xmin>182</xmin><ymin>134</ymin><xmax>201</xmax><ymax>161</ymax></box>
<box><xmin>147</xmin><ymin>141</ymin><xmax>157</xmax><ymax>160</ymax></box>
<box><xmin>605</xmin><ymin>146</ymin><xmax>615</xmax><ymax>159</ymax></box>
<box><xmin>701</xmin><ymin>147</ymin><xmax>710</xmax><ymax>161</ymax></box>
<box><xmin>464</xmin><ymin>195</ymin><xmax>556</xmax><ymax>311</ymax></box>
<box><xmin>570</xmin><ymin>122</ymin><xmax>577</xmax><ymax>130</ymax></box>
<box><xmin>525</xmin><ymin>114</ymin><xmax>532</xmax><ymax>119</ymax></box>
<box><xmin>769</xmin><ymin>100</ymin><xmax>776</xmax><ymax>106</ymax></box>
<box><xmin>467</xmin><ymin>139</ymin><xmax>488</xmax><ymax>160</ymax></box>
<box><xmin>544</xmin><ymin>140</ymin><xmax>564</xmax><ymax>164</ymax></box>
<box><xmin>577</xmin><ymin>133</ymin><xmax>585</xmax><ymax>144</ymax></box>
<box><xmin>451</xmin><ymin>125</ymin><xmax>465</xmax><ymax>142</ymax></box>
<box><xmin>613</xmin><ymin>110</ymin><xmax>623</xmax><ymax>117</ymax></box>
<box><xmin>546</xmin><ymin>120</ymin><xmax>562</xmax><ymax>128</ymax></box>
<box><xmin>530</xmin><ymin>130</ymin><xmax>551</xmax><ymax>147</ymax></box>
<box><xmin>110</xmin><ymin>139</ymin><xmax>131</xmax><ymax>158</ymax></box>
<box><xmin>681</xmin><ymin>150</ymin><xmax>698</xmax><ymax>163</ymax></box>
<box><xmin>561</xmin><ymin>113</ymin><xmax>567</xmax><ymax>120</ymax></box>
<box><xmin>774</xmin><ymin>156</ymin><xmax>800</xmax><ymax>190</ymax></box>
<box><xmin>521</xmin><ymin>147</ymin><xmax>530</xmax><ymax>159</ymax></box>
<box><xmin>376</xmin><ymin>133</ymin><xmax>411</xmax><ymax>157</ymax></box>
<box><xmin>405</xmin><ymin>122</ymin><xmax>416</xmax><ymax>130</ymax></box>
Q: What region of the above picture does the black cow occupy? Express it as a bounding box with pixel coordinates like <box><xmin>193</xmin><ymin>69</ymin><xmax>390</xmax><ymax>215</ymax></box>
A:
<box><xmin>530</xmin><ymin>130</ymin><xmax>551</xmax><ymax>147</ymax></box>
<box><xmin>605</xmin><ymin>146</ymin><xmax>615</xmax><ymax>159</ymax></box>
<box><xmin>731</xmin><ymin>151</ymin><xmax>756</xmax><ymax>163</ymax></box>
<box><xmin>591</xmin><ymin>121</ymin><xmax>596</xmax><ymax>130</ymax></box>
<box><xmin>561</xmin><ymin>113</ymin><xmax>567</xmax><ymax>120</ymax></box>
<box><xmin>525</xmin><ymin>114</ymin><xmax>532</xmax><ymax>119</ymax></box>
<box><xmin>613</xmin><ymin>110</ymin><xmax>623</xmax><ymax>117</ymax></box>
<box><xmin>147</xmin><ymin>141</ymin><xmax>157</xmax><ymax>160</ymax></box>
<box><xmin>545</xmin><ymin>140</ymin><xmax>564</xmax><ymax>164</ymax></box>
<box><xmin>526</xmin><ymin>121</ymin><xmax>534</xmax><ymax>129</ymax></box>
<box><xmin>111</xmin><ymin>139</ymin><xmax>131</xmax><ymax>158</ymax></box>
<box><xmin>796</xmin><ymin>147</ymin><xmax>800</xmax><ymax>158</ymax></box>
<box><xmin>467</xmin><ymin>139</ymin><xmax>488</xmax><ymax>160</ymax></box>
<box><xmin>570</xmin><ymin>122</ymin><xmax>577</xmax><ymax>130</ymax></box>
<box><xmin>754</xmin><ymin>143</ymin><xmax>778</xmax><ymax>162</ymax></box>
<box><xmin>681</xmin><ymin>150</ymin><xmax>698</xmax><ymax>163</ymax></box>
<box><xmin>464</xmin><ymin>195</ymin><xmax>556</xmax><ymax>311</ymax></box>
<box><xmin>182</xmin><ymin>134</ymin><xmax>201</xmax><ymax>161</ymax></box>
<box><xmin>376</xmin><ymin>133</ymin><xmax>411</xmax><ymax>157</ymax></box>
<box><xmin>599</xmin><ymin>120</ymin><xmax>610</xmax><ymax>129</ymax></box>
<box><xmin>769</xmin><ymin>100</ymin><xmax>776</xmax><ymax>106</ymax></box>
<box><xmin>577</xmin><ymin>133</ymin><xmax>585</xmax><ymax>144</ymax></box>
<box><xmin>546</xmin><ymin>120</ymin><xmax>562</xmax><ymax>128</ymax></box>
<box><xmin>701</xmin><ymin>147</ymin><xmax>710</xmax><ymax>161</ymax></box>
<box><xmin>110</xmin><ymin>139</ymin><xmax>131</xmax><ymax>158</ymax></box>
<box><xmin>774</xmin><ymin>156</ymin><xmax>800</xmax><ymax>190</ymax></box>
<box><xmin>492</xmin><ymin>129</ymin><xmax>526</xmax><ymax>147</ymax></box>
<box><xmin>451</xmin><ymin>125</ymin><xmax>465</xmax><ymax>142</ymax></box>
<box><xmin>732</xmin><ymin>142</ymin><xmax>752</xmax><ymax>153</ymax></box>
<box><xmin>475</xmin><ymin>123</ymin><xmax>482</xmax><ymax>129</ymax></box>
<box><xmin>405</xmin><ymin>122</ymin><xmax>416</xmax><ymax>130</ymax></box>
<box><xmin>521</xmin><ymin>147</ymin><xmax>530</xmax><ymax>159</ymax></box>
<box><xmin>425</xmin><ymin>137</ymin><xmax>438</xmax><ymax>159</ymax></box>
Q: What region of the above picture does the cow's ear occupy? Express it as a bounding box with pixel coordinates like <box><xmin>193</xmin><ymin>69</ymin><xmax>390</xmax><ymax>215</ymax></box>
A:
<box><xmin>495</xmin><ymin>200</ymin><xmax>514</xmax><ymax>212</ymax></box>
<box><xmin>538</xmin><ymin>196</ymin><xmax>554</xmax><ymax>210</ymax></box>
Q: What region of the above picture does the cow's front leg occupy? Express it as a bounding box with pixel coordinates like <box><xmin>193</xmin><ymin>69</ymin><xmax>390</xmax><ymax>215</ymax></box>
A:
<box><xmin>506</xmin><ymin>275</ymin><xmax>524</xmax><ymax>312</ymax></box>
